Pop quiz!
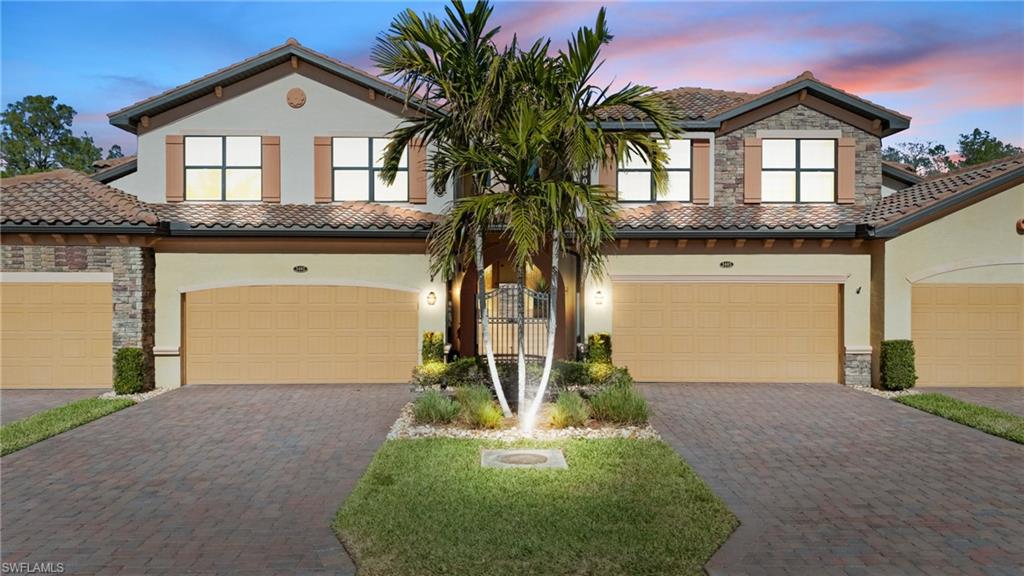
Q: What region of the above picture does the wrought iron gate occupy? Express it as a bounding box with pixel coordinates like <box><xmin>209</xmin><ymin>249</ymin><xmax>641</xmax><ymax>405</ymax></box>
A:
<box><xmin>477</xmin><ymin>283</ymin><xmax>549</xmax><ymax>362</ymax></box>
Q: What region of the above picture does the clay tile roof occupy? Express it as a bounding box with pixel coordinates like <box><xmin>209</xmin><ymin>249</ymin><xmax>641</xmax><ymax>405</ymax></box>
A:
<box><xmin>724</xmin><ymin>71</ymin><xmax>909</xmax><ymax>122</ymax></box>
<box><xmin>1</xmin><ymin>169</ymin><xmax>159</xmax><ymax>227</ymax></box>
<box><xmin>92</xmin><ymin>155</ymin><xmax>137</xmax><ymax>170</ymax></box>
<box><xmin>596</xmin><ymin>87</ymin><xmax>753</xmax><ymax>122</ymax></box>
<box><xmin>864</xmin><ymin>154</ymin><xmax>1024</xmax><ymax>229</ymax></box>
<box><xmin>614</xmin><ymin>202</ymin><xmax>861</xmax><ymax>234</ymax></box>
<box><xmin>153</xmin><ymin>202</ymin><xmax>439</xmax><ymax>233</ymax></box>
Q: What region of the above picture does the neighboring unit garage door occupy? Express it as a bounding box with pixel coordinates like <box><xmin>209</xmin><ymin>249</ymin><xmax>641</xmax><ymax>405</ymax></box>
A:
<box><xmin>912</xmin><ymin>284</ymin><xmax>1023</xmax><ymax>387</ymax></box>
<box><xmin>613</xmin><ymin>282</ymin><xmax>840</xmax><ymax>383</ymax></box>
<box><xmin>1</xmin><ymin>282</ymin><xmax>113</xmax><ymax>389</ymax></box>
<box><xmin>185</xmin><ymin>285</ymin><xmax>418</xmax><ymax>384</ymax></box>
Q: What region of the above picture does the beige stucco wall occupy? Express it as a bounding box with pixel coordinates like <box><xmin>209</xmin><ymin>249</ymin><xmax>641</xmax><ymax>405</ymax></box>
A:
<box><xmin>884</xmin><ymin>184</ymin><xmax>1024</xmax><ymax>339</ymax></box>
<box><xmin>585</xmin><ymin>253</ymin><xmax>872</xmax><ymax>350</ymax></box>
<box><xmin>153</xmin><ymin>252</ymin><xmax>444</xmax><ymax>388</ymax></box>
<box><xmin>120</xmin><ymin>72</ymin><xmax>451</xmax><ymax>212</ymax></box>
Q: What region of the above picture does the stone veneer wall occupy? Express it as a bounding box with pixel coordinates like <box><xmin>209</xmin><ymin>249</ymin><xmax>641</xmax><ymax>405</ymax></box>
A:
<box><xmin>844</xmin><ymin>352</ymin><xmax>872</xmax><ymax>387</ymax></box>
<box><xmin>715</xmin><ymin>105</ymin><xmax>882</xmax><ymax>207</ymax></box>
<box><xmin>1</xmin><ymin>244</ymin><xmax>156</xmax><ymax>388</ymax></box>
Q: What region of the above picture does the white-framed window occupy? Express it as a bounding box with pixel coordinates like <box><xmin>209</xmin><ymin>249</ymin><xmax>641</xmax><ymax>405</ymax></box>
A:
<box><xmin>617</xmin><ymin>139</ymin><xmax>691</xmax><ymax>202</ymax></box>
<box><xmin>184</xmin><ymin>136</ymin><xmax>262</xmax><ymax>201</ymax></box>
<box><xmin>761</xmin><ymin>139</ymin><xmax>836</xmax><ymax>203</ymax></box>
<box><xmin>332</xmin><ymin>137</ymin><xmax>408</xmax><ymax>202</ymax></box>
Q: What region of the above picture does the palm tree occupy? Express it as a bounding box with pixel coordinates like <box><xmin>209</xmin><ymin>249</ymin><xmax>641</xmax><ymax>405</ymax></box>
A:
<box><xmin>372</xmin><ymin>0</ymin><xmax>515</xmax><ymax>416</ymax></box>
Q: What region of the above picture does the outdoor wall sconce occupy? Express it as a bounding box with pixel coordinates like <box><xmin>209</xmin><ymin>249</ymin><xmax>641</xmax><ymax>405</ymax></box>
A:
<box><xmin>292</xmin><ymin>265</ymin><xmax>308</xmax><ymax>273</ymax></box>
<box><xmin>426</xmin><ymin>291</ymin><xmax>437</xmax><ymax>306</ymax></box>
<box><xmin>594</xmin><ymin>290</ymin><xmax>604</xmax><ymax>305</ymax></box>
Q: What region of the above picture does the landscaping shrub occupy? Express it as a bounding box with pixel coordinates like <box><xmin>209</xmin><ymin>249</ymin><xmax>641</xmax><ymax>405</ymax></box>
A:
<box><xmin>412</xmin><ymin>390</ymin><xmax>460</xmax><ymax>424</ymax></box>
<box><xmin>590</xmin><ymin>384</ymin><xmax>649</xmax><ymax>425</ymax></box>
<box><xmin>412</xmin><ymin>362</ymin><xmax>448</xmax><ymax>388</ymax></box>
<box><xmin>881</xmin><ymin>340</ymin><xmax>918</xmax><ymax>391</ymax></box>
<box><xmin>550</xmin><ymin>391</ymin><xmax>590</xmax><ymax>428</ymax></box>
<box><xmin>456</xmin><ymin>386</ymin><xmax>503</xmax><ymax>429</ymax></box>
<box><xmin>447</xmin><ymin>357</ymin><xmax>485</xmax><ymax>387</ymax></box>
<box><xmin>588</xmin><ymin>362</ymin><xmax>617</xmax><ymax>385</ymax></box>
<box><xmin>586</xmin><ymin>333</ymin><xmax>612</xmax><ymax>364</ymax></box>
<box><xmin>113</xmin><ymin>347</ymin><xmax>146</xmax><ymax>395</ymax></box>
<box><xmin>554</xmin><ymin>360</ymin><xmax>590</xmax><ymax>387</ymax></box>
<box><xmin>421</xmin><ymin>332</ymin><xmax>444</xmax><ymax>363</ymax></box>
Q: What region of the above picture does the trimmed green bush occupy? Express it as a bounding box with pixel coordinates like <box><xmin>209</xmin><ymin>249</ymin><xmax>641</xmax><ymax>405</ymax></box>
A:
<box><xmin>113</xmin><ymin>347</ymin><xmax>145</xmax><ymax>395</ymax></box>
<box><xmin>421</xmin><ymin>332</ymin><xmax>444</xmax><ymax>363</ymax></box>
<box><xmin>412</xmin><ymin>390</ymin><xmax>460</xmax><ymax>424</ymax></box>
<box><xmin>447</xmin><ymin>357</ymin><xmax>485</xmax><ymax>387</ymax></box>
<box><xmin>586</xmin><ymin>333</ymin><xmax>612</xmax><ymax>364</ymax></box>
<box><xmin>881</xmin><ymin>340</ymin><xmax>917</xmax><ymax>391</ymax></box>
<box><xmin>590</xmin><ymin>384</ymin><xmax>649</xmax><ymax>425</ymax></box>
<box><xmin>412</xmin><ymin>362</ymin><xmax>448</xmax><ymax>387</ymax></box>
<box><xmin>588</xmin><ymin>362</ymin><xmax>617</xmax><ymax>385</ymax></box>
<box><xmin>550</xmin><ymin>391</ymin><xmax>590</xmax><ymax>428</ymax></box>
<box><xmin>554</xmin><ymin>360</ymin><xmax>591</xmax><ymax>387</ymax></box>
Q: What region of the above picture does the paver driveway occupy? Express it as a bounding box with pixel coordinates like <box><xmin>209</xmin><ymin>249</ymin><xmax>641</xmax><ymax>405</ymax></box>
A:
<box><xmin>643</xmin><ymin>383</ymin><xmax>1024</xmax><ymax>576</ymax></box>
<box><xmin>1</xmin><ymin>384</ymin><xmax>410</xmax><ymax>575</ymax></box>
<box><xmin>1</xmin><ymin>389</ymin><xmax>107</xmax><ymax>425</ymax></box>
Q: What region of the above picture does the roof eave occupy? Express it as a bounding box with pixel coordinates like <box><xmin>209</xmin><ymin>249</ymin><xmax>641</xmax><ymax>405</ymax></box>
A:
<box><xmin>91</xmin><ymin>160</ymin><xmax>138</xmax><ymax>184</ymax></box>
<box><xmin>870</xmin><ymin>167</ymin><xmax>1024</xmax><ymax>238</ymax></box>
<box><xmin>0</xmin><ymin>222</ymin><xmax>162</xmax><ymax>234</ymax></box>
<box><xmin>613</xmin><ymin>224</ymin><xmax>857</xmax><ymax>239</ymax></box>
<box><xmin>166</xmin><ymin>221</ymin><xmax>430</xmax><ymax>238</ymax></box>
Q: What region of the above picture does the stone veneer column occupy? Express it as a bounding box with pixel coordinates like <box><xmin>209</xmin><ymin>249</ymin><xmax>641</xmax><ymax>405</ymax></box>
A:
<box><xmin>844</xmin><ymin>351</ymin><xmax>872</xmax><ymax>387</ymax></box>
<box><xmin>1</xmin><ymin>244</ymin><xmax>156</xmax><ymax>388</ymax></box>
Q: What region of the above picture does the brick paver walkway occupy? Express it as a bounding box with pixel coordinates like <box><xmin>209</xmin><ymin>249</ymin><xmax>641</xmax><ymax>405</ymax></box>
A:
<box><xmin>1</xmin><ymin>389</ymin><xmax>107</xmax><ymax>425</ymax></box>
<box><xmin>926</xmin><ymin>387</ymin><xmax>1024</xmax><ymax>418</ymax></box>
<box><xmin>643</xmin><ymin>383</ymin><xmax>1024</xmax><ymax>576</ymax></box>
<box><xmin>0</xmin><ymin>384</ymin><xmax>410</xmax><ymax>575</ymax></box>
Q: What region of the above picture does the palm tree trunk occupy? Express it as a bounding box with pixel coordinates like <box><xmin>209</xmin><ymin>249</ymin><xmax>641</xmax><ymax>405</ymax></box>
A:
<box><xmin>516</xmin><ymin>264</ymin><xmax>526</xmax><ymax>413</ymax></box>
<box><xmin>524</xmin><ymin>230</ymin><xmax>559</xmax><ymax>430</ymax></box>
<box><xmin>477</xmin><ymin>228</ymin><xmax>512</xmax><ymax>417</ymax></box>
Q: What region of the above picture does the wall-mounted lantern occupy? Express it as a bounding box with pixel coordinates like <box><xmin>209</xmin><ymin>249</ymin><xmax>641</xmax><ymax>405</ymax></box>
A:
<box><xmin>594</xmin><ymin>290</ymin><xmax>604</xmax><ymax>306</ymax></box>
<box><xmin>426</xmin><ymin>291</ymin><xmax>437</xmax><ymax>306</ymax></box>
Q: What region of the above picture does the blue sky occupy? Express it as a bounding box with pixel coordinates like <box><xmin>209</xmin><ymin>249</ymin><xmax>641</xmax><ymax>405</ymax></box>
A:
<box><xmin>2</xmin><ymin>1</ymin><xmax>1021</xmax><ymax>155</ymax></box>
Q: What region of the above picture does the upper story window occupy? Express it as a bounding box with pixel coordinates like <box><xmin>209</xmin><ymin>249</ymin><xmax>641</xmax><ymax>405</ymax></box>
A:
<box><xmin>761</xmin><ymin>139</ymin><xmax>836</xmax><ymax>202</ymax></box>
<box><xmin>332</xmin><ymin>137</ymin><xmax>408</xmax><ymax>202</ymax></box>
<box><xmin>184</xmin><ymin>136</ymin><xmax>262</xmax><ymax>201</ymax></box>
<box><xmin>617</xmin><ymin>139</ymin><xmax>691</xmax><ymax>202</ymax></box>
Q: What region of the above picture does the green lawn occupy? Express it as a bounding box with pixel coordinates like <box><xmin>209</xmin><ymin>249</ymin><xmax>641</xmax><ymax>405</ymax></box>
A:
<box><xmin>1</xmin><ymin>397</ymin><xmax>135</xmax><ymax>456</ymax></box>
<box><xmin>896</xmin><ymin>393</ymin><xmax>1024</xmax><ymax>444</ymax></box>
<box><xmin>334</xmin><ymin>438</ymin><xmax>737</xmax><ymax>576</ymax></box>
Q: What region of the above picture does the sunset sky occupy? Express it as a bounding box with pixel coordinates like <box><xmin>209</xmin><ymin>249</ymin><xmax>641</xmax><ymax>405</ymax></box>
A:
<box><xmin>2</xmin><ymin>1</ymin><xmax>1021</xmax><ymax>156</ymax></box>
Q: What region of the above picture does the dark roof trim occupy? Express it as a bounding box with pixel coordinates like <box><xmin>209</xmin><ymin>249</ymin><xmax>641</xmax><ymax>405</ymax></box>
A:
<box><xmin>0</xmin><ymin>222</ymin><xmax>162</xmax><ymax>235</ymax></box>
<box><xmin>614</xmin><ymin>224</ymin><xmax>857</xmax><ymax>239</ymax></box>
<box><xmin>108</xmin><ymin>43</ymin><xmax>434</xmax><ymax>133</ymax></box>
<box><xmin>869</xmin><ymin>169</ymin><xmax>1024</xmax><ymax>238</ymax></box>
<box><xmin>881</xmin><ymin>163</ymin><xmax>923</xmax><ymax>185</ymax></box>
<box><xmin>707</xmin><ymin>78</ymin><xmax>910</xmax><ymax>137</ymax></box>
<box><xmin>165</xmin><ymin>221</ymin><xmax>429</xmax><ymax>238</ymax></box>
<box><xmin>91</xmin><ymin>158</ymin><xmax>138</xmax><ymax>184</ymax></box>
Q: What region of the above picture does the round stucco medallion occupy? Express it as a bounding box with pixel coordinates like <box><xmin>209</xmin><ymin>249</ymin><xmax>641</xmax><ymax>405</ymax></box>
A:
<box><xmin>1017</xmin><ymin>218</ymin><xmax>1024</xmax><ymax>235</ymax></box>
<box><xmin>286</xmin><ymin>87</ymin><xmax>307</xmax><ymax>109</ymax></box>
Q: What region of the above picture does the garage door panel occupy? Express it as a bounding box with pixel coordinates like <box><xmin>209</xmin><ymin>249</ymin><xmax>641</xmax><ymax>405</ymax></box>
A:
<box><xmin>613</xmin><ymin>282</ymin><xmax>838</xmax><ymax>383</ymax></box>
<box><xmin>1</xmin><ymin>282</ymin><xmax>113</xmax><ymax>389</ymax></box>
<box><xmin>912</xmin><ymin>284</ymin><xmax>1023</xmax><ymax>387</ymax></box>
<box><xmin>185</xmin><ymin>285</ymin><xmax>417</xmax><ymax>384</ymax></box>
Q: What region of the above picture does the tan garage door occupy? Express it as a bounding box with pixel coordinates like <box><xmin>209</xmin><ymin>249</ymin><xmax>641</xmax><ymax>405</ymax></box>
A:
<box><xmin>185</xmin><ymin>285</ymin><xmax>418</xmax><ymax>384</ymax></box>
<box><xmin>613</xmin><ymin>282</ymin><xmax>840</xmax><ymax>383</ymax></box>
<box><xmin>1</xmin><ymin>282</ymin><xmax>113</xmax><ymax>389</ymax></box>
<box><xmin>912</xmin><ymin>284</ymin><xmax>1023</xmax><ymax>387</ymax></box>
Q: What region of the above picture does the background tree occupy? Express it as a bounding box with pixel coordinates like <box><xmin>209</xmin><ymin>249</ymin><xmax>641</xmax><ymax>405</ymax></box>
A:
<box><xmin>952</xmin><ymin>129</ymin><xmax>1022</xmax><ymax>168</ymax></box>
<box><xmin>1</xmin><ymin>95</ymin><xmax>102</xmax><ymax>176</ymax></box>
<box><xmin>106</xmin><ymin>144</ymin><xmax>124</xmax><ymax>160</ymax></box>
<box><xmin>881</xmin><ymin>140</ymin><xmax>950</xmax><ymax>176</ymax></box>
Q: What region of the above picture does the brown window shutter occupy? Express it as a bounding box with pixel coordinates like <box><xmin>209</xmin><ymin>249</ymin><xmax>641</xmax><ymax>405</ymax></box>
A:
<box><xmin>165</xmin><ymin>135</ymin><xmax>184</xmax><ymax>202</ymax></box>
<box><xmin>314</xmin><ymin>136</ymin><xmax>332</xmax><ymax>203</ymax></box>
<box><xmin>691</xmin><ymin>139</ymin><xmax>711</xmax><ymax>204</ymax></box>
<box><xmin>408</xmin><ymin>139</ymin><xmax>428</xmax><ymax>204</ymax></box>
<box><xmin>597</xmin><ymin>144</ymin><xmax>617</xmax><ymax>198</ymax></box>
<box><xmin>837</xmin><ymin>137</ymin><xmax>856</xmax><ymax>204</ymax></box>
<box><xmin>743</xmin><ymin>137</ymin><xmax>762</xmax><ymax>204</ymax></box>
<box><xmin>261</xmin><ymin>136</ymin><xmax>281</xmax><ymax>203</ymax></box>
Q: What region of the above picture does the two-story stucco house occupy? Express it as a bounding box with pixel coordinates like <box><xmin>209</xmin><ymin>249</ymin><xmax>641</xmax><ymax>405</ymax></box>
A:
<box><xmin>2</xmin><ymin>40</ymin><xmax>1022</xmax><ymax>391</ymax></box>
